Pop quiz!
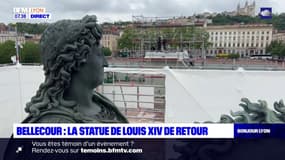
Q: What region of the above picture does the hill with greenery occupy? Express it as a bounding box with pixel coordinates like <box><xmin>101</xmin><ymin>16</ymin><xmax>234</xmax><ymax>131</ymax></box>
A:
<box><xmin>211</xmin><ymin>13</ymin><xmax>285</xmax><ymax>30</ymax></box>
<box><xmin>8</xmin><ymin>23</ymin><xmax>49</xmax><ymax>34</ymax></box>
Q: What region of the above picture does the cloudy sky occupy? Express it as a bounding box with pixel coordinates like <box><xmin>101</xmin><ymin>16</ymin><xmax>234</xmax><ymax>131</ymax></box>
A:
<box><xmin>2</xmin><ymin>0</ymin><xmax>284</xmax><ymax>24</ymax></box>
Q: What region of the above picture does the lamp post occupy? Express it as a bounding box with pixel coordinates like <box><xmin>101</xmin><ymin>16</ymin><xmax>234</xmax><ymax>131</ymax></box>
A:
<box><xmin>201</xmin><ymin>32</ymin><xmax>207</xmax><ymax>66</ymax></box>
<box><xmin>15</xmin><ymin>24</ymin><xmax>20</xmax><ymax>65</ymax></box>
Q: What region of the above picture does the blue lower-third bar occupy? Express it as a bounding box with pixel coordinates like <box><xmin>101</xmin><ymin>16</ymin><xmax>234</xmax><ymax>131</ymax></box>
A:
<box><xmin>234</xmin><ymin>124</ymin><xmax>285</xmax><ymax>138</ymax></box>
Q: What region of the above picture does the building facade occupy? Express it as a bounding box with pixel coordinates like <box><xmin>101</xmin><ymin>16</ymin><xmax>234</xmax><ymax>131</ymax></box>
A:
<box><xmin>0</xmin><ymin>31</ymin><xmax>25</xmax><ymax>44</ymax></box>
<box><xmin>0</xmin><ymin>23</ymin><xmax>8</xmax><ymax>32</ymax></box>
<box><xmin>273</xmin><ymin>30</ymin><xmax>285</xmax><ymax>42</ymax></box>
<box><xmin>100</xmin><ymin>34</ymin><xmax>120</xmax><ymax>54</ymax></box>
<box><xmin>206</xmin><ymin>24</ymin><xmax>273</xmax><ymax>57</ymax></box>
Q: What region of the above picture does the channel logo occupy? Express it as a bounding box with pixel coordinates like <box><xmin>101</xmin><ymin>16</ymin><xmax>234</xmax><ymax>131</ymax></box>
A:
<box><xmin>13</xmin><ymin>7</ymin><xmax>51</xmax><ymax>20</ymax></box>
<box><xmin>259</xmin><ymin>7</ymin><xmax>272</xmax><ymax>19</ymax></box>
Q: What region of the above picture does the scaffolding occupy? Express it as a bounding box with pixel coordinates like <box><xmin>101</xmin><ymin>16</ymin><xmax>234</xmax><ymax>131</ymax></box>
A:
<box><xmin>128</xmin><ymin>15</ymin><xmax>208</xmax><ymax>64</ymax></box>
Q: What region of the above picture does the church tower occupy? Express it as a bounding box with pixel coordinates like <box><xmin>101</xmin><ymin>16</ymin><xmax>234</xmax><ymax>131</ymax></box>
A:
<box><xmin>237</xmin><ymin>3</ymin><xmax>240</xmax><ymax>14</ymax></box>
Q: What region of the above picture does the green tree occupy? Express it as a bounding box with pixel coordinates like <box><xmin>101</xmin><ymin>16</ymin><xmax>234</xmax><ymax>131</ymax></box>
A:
<box><xmin>228</xmin><ymin>53</ymin><xmax>240</xmax><ymax>59</ymax></box>
<box><xmin>0</xmin><ymin>40</ymin><xmax>16</xmax><ymax>64</ymax></box>
<box><xmin>266</xmin><ymin>40</ymin><xmax>285</xmax><ymax>59</ymax></box>
<box><xmin>102</xmin><ymin>47</ymin><xmax>112</xmax><ymax>56</ymax></box>
<box><xmin>21</xmin><ymin>42</ymin><xmax>41</xmax><ymax>63</ymax></box>
<box><xmin>271</xmin><ymin>13</ymin><xmax>285</xmax><ymax>30</ymax></box>
<box><xmin>117</xmin><ymin>28</ymin><xmax>137</xmax><ymax>50</ymax></box>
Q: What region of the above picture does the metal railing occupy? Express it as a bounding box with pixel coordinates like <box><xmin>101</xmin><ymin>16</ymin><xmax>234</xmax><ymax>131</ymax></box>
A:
<box><xmin>98</xmin><ymin>73</ymin><xmax>166</xmax><ymax>123</ymax></box>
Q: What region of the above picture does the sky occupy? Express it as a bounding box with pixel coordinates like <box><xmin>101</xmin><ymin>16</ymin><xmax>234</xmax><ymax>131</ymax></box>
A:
<box><xmin>1</xmin><ymin>0</ymin><xmax>284</xmax><ymax>24</ymax></box>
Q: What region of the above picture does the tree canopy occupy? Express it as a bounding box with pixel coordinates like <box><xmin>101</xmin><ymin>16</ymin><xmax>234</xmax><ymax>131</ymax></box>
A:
<box><xmin>21</xmin><ymin>42</ymin><xmax>41</xmax><ymax>63</ymax></box>
<box><xmin>117</xmin><ymin>28</ymin><xmax>137</xmax><ymax>50</ymax></box>
<box><xmin>102</xmin><ymin>47</ymin><xmax>112</xmax><ymax>56</ymax></box>
<box><xmin>0</xmin><ymin>40</ymin><xmax>16</xmax><ymax>64</ymax></box>
<box><xmin>0</xmin><ymin>41</ymin><xmax>41</xmax><ymax>64</ymax></box>
<box><xmin>266</xmin><ymin>40</ymin><xmax>285</xmax><ymax>59</ymax></box>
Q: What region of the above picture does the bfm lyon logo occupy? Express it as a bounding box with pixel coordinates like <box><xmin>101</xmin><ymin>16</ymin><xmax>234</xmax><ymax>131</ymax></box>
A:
<box><xmin>259</xmin><ymin>7</ymin><xmax>272</xmax><ymax>19</ymax></box>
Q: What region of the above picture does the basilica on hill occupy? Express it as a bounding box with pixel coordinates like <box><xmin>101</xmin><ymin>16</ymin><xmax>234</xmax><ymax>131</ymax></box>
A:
<box><xmin>236</xmin><ymin>1</ymin><xmax>256</xmax><ymax>17</ymax></box>
<box><xmin>221</xmin><ymin>1</ymin><xmax>256</xmax><ymax>17</ymax></box>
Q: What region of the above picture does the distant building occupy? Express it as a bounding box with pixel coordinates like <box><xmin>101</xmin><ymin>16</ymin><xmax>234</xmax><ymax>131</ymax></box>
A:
<box><xmin>0</xmin><ymin>23</ymin><xmax>8</xmax><ymax>32</ymax></box>
<box><xmin>132</xmin><ymin>15</ymin><xmax>212</xmax><ymax>29</ymax></box>
<box><xmin>221</xmin><ymin>11</ymin><xmax>237</xmax><ymax>17</ymax></box>
<box><xmin>199</xmin><ymin>1</ymin><xmax>256</xmax><ymax>18</ymax></box>
<box><xmin>236</xmin><ymin>1</ymin><xmax>256</xmax><ymax>17</ymax></box>
<box><xmin>206</xmin><ymin>24</ymin><xmax>273</xmax><ymax>57</ymax></box>
<box><xmin>200</xmin><ymin>12</ymin><xmax>218</xmax><ymax>18</ymax></box>
<box><xmin>100</xmin><ymin>26</ymin><xmax>120</xmax><ymax>55</ymax></box>
<box><xmin>273</xmin><ymin>30</ymin><xmax>285</xmax><ymax>42</ymax></box>
<box><xmin>101</xmin><ymin>34</ymin><xmax>119</xmax><ymax>54</ymax></box>
<box><xmin>0</xmin><ymin>31</ymin><xmax>25</xmax><ymax>44</ymax></box>
<box><xmin>24</xmin><ymin>34</ymin><xmax>41</xmax><ymax>43</ymax></box>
